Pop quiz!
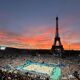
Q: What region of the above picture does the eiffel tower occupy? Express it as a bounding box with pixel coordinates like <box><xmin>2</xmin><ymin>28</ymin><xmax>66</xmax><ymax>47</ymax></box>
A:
<box><xmin>51</xmin><ymin>17</ymin><xmax>64</xmax><ymax>56</ymax></box>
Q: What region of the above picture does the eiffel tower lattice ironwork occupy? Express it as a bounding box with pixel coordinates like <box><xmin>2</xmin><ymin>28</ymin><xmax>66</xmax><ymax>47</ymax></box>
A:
<box><xmin>51</xmin><ymin>17</ymin><xmax>64</xmax><ymax>56</ymax></box>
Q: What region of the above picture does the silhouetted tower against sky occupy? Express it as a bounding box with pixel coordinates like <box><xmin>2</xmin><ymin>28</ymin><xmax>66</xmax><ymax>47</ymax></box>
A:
<box><xmin>51</xmin><ymin>17</ymin><xmax>64</xmax><ymax>56</ymax></box>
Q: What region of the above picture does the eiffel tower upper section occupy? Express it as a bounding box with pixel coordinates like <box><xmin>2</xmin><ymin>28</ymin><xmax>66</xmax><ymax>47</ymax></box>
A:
<box><xmin>55</xmin><ymin>16</ymin><xmax>59</xmax><ymax>38</ymax></box>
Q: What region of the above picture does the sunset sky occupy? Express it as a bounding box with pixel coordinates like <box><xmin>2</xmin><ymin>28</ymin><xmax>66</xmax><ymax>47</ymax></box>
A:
<box><xmin>0</xmin><ymin>0</ymin><xmax>80</xmax><ymax>50</ymax></box>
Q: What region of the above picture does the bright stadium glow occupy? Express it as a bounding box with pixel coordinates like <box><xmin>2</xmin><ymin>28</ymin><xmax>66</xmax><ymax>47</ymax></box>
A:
<box><xmin>16</xmin><ymin>60</ymin><xmax>61</xmax><ymax>80</ymax></box>
<box><xmin>0</xmin><ymin>46</ymin><xmax>6</xmax><ymax>50</ymax></box>
<box><xmin>23</xmin><ymin>64</ymin><xmax>53</xmax><ymax>76</ymax></box>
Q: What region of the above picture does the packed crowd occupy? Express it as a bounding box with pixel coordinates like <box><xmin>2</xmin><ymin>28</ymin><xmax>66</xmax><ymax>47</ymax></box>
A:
<box><xmin>0</xmin><ymin>69</ymin><xmax>49</xmax><ymax>80</ymax></box>
<box><xmin>0</xmin><ymin>51</ymin><xmax>80</xmax><ymax>80</ymax></box>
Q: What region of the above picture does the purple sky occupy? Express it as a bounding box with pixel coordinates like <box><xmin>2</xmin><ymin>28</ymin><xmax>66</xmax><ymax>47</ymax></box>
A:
<box><xmin>0</xmin><ymin>0</ymin><xmax>80</xmax><ymax>49</ymax></box>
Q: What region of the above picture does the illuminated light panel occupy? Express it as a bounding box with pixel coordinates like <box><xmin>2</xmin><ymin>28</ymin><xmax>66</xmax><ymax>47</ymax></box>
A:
<box><xmin>0</xmin><ymin>46</ymin><xmax>6</xmax><ymax>50</ymax></box>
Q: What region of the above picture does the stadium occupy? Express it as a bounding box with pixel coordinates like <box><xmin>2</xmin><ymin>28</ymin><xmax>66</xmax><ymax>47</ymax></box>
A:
<box><xmin>0</xmin><ymin>48</ymin><xmax>80</xmax><ymax>80</ymax></box>
<box><xmin>0</xmin><ymin>3</ymin><xmax>80</xmax><ymax>80</ymax></box>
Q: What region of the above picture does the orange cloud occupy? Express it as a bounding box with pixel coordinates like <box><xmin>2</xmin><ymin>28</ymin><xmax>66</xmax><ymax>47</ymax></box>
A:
<box><xmin>70</xmin><ymin>43</ymin><xmax>80</xmax><ymax>50</ymax></box>
<box><xmin>0</xmin><ymin>25</ymin><xmax>80</xmax><ymax>50</ymax></box>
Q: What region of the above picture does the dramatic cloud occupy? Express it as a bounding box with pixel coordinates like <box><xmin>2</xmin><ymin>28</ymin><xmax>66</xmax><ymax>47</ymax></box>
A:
<box><xmin>0</xmin><ymin>25</ymin><xmax>80</xmax><ymax>50</ymax></box>
<box><xmin>0</xmin><ymin>0</ymin><xmax>80</xmax><ymax>50</ymax></box>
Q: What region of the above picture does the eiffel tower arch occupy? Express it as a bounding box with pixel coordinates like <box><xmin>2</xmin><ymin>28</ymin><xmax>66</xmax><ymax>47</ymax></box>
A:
<box><xmin>51</xmin><ymin>17</ymin><xmax>64</xmax><ymax>57</ymax></box>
